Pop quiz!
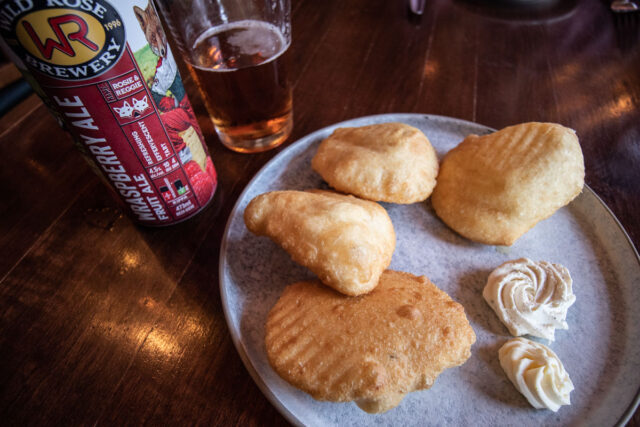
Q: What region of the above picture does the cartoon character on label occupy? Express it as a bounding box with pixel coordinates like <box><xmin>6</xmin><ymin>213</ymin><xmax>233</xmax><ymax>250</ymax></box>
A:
<box><xmin>134</xmin><ymin>1</ymin><xmax>217</xmax><ymax>205</ymax></box>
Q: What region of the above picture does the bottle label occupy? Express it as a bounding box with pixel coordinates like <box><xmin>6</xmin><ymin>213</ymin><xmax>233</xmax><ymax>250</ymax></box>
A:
<box><xmin>0</xmin><ymin>0</ymin><xmax>217</xmax><ymax>225</ymax></box>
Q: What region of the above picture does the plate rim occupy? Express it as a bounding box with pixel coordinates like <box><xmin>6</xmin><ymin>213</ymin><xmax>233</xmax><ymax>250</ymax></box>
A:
<box><xmin>217</xmin><ymin>113</ymin><xmax>640</xmax><ymax>426</ymax></box>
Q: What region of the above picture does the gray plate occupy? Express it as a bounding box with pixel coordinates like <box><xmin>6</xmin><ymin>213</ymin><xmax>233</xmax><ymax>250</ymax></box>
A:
<box><xmin>219</xmin><ymin>114</ymin><xmax>640</xmax><ymax>426</ymax></box>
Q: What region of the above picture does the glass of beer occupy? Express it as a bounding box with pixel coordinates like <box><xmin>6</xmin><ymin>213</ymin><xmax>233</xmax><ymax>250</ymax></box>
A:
<box><xmin>154</xmin><ymin>0</ymin><xmax>292</xmax><ymax>153</ymax></box>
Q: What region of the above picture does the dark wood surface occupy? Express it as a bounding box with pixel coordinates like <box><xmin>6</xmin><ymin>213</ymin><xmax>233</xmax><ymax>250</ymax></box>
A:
<box><xmin>1</xmin><ymin>0</ymin><xmax>639</xmax><ymax>425</ymax></box>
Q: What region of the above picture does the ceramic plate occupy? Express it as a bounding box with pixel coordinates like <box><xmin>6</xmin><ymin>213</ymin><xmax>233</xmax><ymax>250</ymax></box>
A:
<box><xmin>219</xmin><ymin>114</ymin><xmax>640</xmax><ymax>426</ymax></box>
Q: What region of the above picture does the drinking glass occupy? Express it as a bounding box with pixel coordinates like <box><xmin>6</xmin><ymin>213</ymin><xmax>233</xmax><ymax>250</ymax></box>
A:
<box><xmin>154</xmin><ymin>0</ymin><xmax>293</xmax><ymax>153</ymax></box>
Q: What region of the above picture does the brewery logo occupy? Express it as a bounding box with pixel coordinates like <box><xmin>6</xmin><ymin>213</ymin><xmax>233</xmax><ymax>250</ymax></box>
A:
<box><xmin>0</xmin><ymin>0</ymin><xmax>126</xmax><ymax>80</ymax></box>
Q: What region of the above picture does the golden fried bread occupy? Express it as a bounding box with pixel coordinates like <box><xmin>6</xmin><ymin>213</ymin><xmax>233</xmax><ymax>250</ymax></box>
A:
<box><xmin>244</xmin><ymin>190</ymin><xmax>395</xmax><ymax>296</ymax></box>
<box><xmin>431</xmin><ymin>122</ymin><xmax>584</xmax><ymax>246</ymax></box>
<box><xmin>311</xmin><ymin>123</ymin><xmax>439</xmax><ymax>204</ymax></box>
<box><xmin>265</xmin><ymin>270</ymin><xmax>476</xmax><ymax>413</ymax></box>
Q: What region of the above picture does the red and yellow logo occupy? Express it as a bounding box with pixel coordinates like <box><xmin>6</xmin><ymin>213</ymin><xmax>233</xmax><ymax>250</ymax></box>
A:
<box><xmin>17</xmin><ymin>9</ymin><xmax>105</xmax><ymax>66</ymax></box>
<box><xmin>1</xmin><ymin>1</ymin><xmax>125</xmax><ymax>81</ymax></box>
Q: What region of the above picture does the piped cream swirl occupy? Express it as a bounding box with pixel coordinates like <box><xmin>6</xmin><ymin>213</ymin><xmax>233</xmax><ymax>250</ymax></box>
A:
<box><xmin>483</xmin><ymin>258</ymin><xmax>575</xmax><ymax>341</ymax></box>
<box><xmin>499</xmin><ymin>337</ymin><xmax>574</xmax><ymax>412</ymax></box>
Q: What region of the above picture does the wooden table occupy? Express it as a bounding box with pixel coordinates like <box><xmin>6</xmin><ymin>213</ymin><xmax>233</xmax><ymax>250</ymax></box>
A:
<box><xmin>1</xmin><ymin>0</ymin><xmax>639</xmax><ymax>424</ymax></box>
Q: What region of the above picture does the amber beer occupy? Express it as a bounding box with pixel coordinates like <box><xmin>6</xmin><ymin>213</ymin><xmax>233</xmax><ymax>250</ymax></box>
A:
<box><xmin>185</xmin><ymin>20</ymin><xmax>292</xmax><ymax>153</ymax></box>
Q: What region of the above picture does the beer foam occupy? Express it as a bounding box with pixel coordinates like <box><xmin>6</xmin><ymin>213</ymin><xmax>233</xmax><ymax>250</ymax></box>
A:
<box><xmin>190</xmin><ymin>20</ymin><xmax>289</xmax><ymax>72</ymax></box>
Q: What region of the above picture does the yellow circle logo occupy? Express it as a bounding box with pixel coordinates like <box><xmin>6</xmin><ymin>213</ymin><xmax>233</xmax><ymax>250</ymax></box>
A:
<box><xmin>16</xmin><ymin>9</ymin><xmax>106</xmax><ymax>66</ymax></box>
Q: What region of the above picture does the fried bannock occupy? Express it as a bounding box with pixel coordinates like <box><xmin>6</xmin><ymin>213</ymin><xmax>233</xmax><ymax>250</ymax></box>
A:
<box><xmin>244</xmin><ymin>190</ymin><xmax>395</xmax><ymax>296</ymax></box>
<box><xmin>431</xmin><ymin>122</ymin><xmax>584</xmax><ymax>246</ymax></box>
<box><xmin>265</xmin><ymin>270</ymin><xmax>476</xmax><ymax>413</ymax></box>
<box><xmin>311</xmin><ymin>122</ymin><xmax>439</xmax><ymax>204</ymax></box>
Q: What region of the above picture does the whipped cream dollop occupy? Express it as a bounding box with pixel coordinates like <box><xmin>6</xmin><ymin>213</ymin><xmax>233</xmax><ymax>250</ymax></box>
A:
<box><xmin>483</xmin><ymin>258</ymin><xmax>575</xmax><ymax>341</ymax></box>
<box><xmin>499</xmin><ymin>337</ymin><xmax>574</xmax><ymax>411</ymax></box>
